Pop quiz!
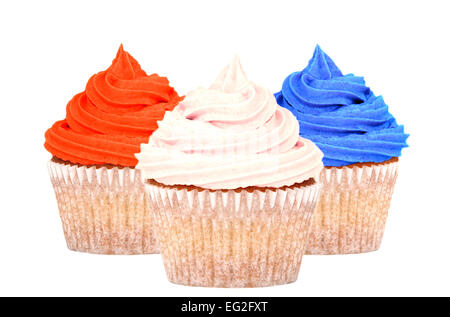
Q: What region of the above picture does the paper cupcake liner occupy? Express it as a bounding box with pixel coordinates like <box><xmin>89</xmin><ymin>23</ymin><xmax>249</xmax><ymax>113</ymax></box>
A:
<box><xmin>47</xmin><ymin>159</ymin><xmax>159</xmax><ymax>255</ymax></box>
<box><xmin>146</xmin><ymin>181</ymin><xmax>321</xmax><ymax>287</ymax></box>
<box><xmin>306</xmin><ymin>159</ymin><xmax>399</xmax><ymax>255</ymax></box>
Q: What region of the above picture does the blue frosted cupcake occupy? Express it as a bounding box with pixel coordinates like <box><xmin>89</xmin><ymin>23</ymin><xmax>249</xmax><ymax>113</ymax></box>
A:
<box><xmin>275</xmin><ymin>45</ymin><xmax>409</xmax><ymax>254</ymax></box>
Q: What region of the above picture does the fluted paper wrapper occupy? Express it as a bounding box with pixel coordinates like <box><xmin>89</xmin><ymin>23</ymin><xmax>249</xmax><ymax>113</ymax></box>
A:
<box><xmin>146</xmin><ymin>181</ymin><xmax>321</xmax><ymax>287</ymax></box>
<box><xmin>306</xmin><ymin>159</ymin><xmax>399</xmax><ymax>255</ymax></box>
<box><xmin>48</xmin><ymin>159</ymin><xmax>159</xmax><ymax>254</ymax></box>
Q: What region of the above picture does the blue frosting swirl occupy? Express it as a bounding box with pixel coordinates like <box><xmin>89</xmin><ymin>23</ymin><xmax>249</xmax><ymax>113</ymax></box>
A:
<box><xmin>275</xmin><ymin>45</ymin><xmax>409</xmax><ymax>167</ymax></box>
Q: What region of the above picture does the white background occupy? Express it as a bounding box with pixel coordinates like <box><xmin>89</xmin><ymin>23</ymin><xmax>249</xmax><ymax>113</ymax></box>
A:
<box><xmin>0</xmin><ymin>0</ymin><xmax>449</xmax><ymax>297</ymax></box>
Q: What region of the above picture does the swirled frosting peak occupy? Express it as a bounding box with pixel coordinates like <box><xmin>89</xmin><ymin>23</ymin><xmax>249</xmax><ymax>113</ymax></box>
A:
<box><xmin>136</xmin><ymin>56</ymin><xmax>324</xmax><ymax>189</ymax></box>
<box><xmin>44</xmin><ymin>45</ymin><xmax>182</xmax><ymax>167</ymax></box>
<box><xmin>275</xmin><ymin>45</ymin><xmax>409</xmax><ymax>167</ymax></box>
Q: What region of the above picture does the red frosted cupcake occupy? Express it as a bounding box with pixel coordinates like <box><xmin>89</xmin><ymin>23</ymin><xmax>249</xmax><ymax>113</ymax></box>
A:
<box><xmin>45</xmin><ymin>45</ymin><xmax>182</xmax><ymax>254</ymax></box>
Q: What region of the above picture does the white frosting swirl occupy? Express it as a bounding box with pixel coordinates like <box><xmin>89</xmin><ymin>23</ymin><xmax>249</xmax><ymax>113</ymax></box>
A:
<box><xmin>136</xmin><ymin>56</ymin><xmax>323</xmax><ymax>189</ymax></box>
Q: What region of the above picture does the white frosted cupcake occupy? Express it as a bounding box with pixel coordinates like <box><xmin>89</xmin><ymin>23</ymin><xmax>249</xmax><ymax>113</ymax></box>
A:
<box><xmin>136</xmin><ymin>57</ymin><xmax>323</xmax><ymax>287</ymax></box>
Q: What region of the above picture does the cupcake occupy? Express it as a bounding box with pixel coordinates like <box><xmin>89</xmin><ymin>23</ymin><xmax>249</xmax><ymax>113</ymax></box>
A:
<box><xmin>136</xmin><ymin>56</ymin><xmax>324</xmax><ymax>287</ymax></box>
<box><xmin>45</xmin><ymin>45</ymin><xmax>182</xmax><ymax>254</ymax></box>
<box><xmin>275</xmin><ymin>45</ymin><xmax>409</xmax><ymax>254</ymax></box>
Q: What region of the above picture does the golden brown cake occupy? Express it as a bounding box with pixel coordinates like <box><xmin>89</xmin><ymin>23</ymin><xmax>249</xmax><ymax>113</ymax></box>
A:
<box><xmin>306</xmin><ymin>158</ymin><xmax>399</xmax><ymax>254</ymax></box>
<box><xmin>148</xmin><ymin>179</ymin><xmax>320</xmax><ymax>287</ymax></box>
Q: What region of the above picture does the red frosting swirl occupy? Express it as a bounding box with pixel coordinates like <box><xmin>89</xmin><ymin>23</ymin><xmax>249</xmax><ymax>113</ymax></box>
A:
<box><xmin>44</xmin><ymin>45</ymin><xmax>182</xmax><ymax>167</ymax></box>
